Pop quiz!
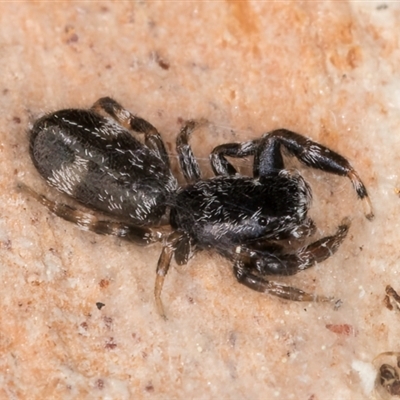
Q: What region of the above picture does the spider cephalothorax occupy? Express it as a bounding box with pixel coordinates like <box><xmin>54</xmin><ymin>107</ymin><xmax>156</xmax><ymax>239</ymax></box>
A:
<box><xmin>26</xmin><ymin>97</ymin><xmax>373</xmax><ymax>318</ymax></box>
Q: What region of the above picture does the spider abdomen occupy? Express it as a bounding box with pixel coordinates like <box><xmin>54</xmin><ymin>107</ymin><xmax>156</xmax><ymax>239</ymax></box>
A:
<box><xmin>30</xmin><ymin>108</ymin><xmax>177</xmax><ymax>225</ymax></box>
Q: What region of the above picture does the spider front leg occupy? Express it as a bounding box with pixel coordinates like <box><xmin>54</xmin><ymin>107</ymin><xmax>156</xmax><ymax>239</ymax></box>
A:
<box><xmin>255</xmin><ymin>129</ymin><xmax>374</xmax><ymax>220</ymax></box>
<box><xmin>154</xmin><ymin>231</ymin><xmax>194</xmax><ymax>319</ymax></box>
<box><xmin>233</xmin><ymin>218</ymin><xmax>350</xmax><ymax>303</ymax></box>
<box><xmin>19</xmin><ymin>183</ymin><xmax>163</xmax><ymax>245</ymax></box>
<box><xmin>210</xmin><ymin>138</ymin><xmax>261</xmax><ymax>176</ymax></box>
<box><xmin>91</xmin><ymin>97</ymin><xmax>170</xmax><ymax>167</ymax></box>
<box><xmin>176</xmin><ymin>119</ymin><xmax>208</xmax><ymax>183</ymax></box>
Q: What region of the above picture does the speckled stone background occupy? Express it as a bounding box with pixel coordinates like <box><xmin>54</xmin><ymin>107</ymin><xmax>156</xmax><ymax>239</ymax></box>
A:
<box><xmin>1</xmin><ymin>1</ymin><xmax>400</xmax><ymax>399</ymax></box>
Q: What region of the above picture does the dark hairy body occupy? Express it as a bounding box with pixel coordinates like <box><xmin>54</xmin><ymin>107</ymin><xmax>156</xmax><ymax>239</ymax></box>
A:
<box><xmin>26</xmin><ymin>97</ymin><xmax>373</xmax><ymax>317</ymax></box>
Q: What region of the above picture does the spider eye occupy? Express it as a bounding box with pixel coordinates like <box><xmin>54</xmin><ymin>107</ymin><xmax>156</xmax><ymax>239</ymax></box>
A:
<box><xmin>258</xmin><ymin>217</ymin><xmax>268</xmax><ymax>226</ymax></box>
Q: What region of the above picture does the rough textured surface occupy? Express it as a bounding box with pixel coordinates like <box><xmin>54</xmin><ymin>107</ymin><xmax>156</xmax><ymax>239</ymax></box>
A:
<box><xmin>0</xmin><ymin>2</ymin><xmax>399</xmax><ymax>399</ymax></box>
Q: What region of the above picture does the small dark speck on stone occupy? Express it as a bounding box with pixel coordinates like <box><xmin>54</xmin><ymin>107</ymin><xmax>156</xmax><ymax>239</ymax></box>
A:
<box><xmin>13</xmin><ymin>116</ymin><xmax>21</xmax><ymax>124</ymax></box>
<box><xmin>64</xmin><ymin>25</ymin><xmax>79</xmax><ymax>44</ymax></box>
<box><xmin>1</xmin><ymin>240</ymin><xmax>12</xmax><ymax>250</ymax></box>
<box><xmin>96</xmin><ymin>379</ymin><xmax>105</xmax><ymax>389</ymax></box>
<box><xmin>229</xmin><ymin>331</ymin><xmax>237</xmax><ymax>347</ymax></box>
<box><xmin>99</xmin><ymin>279</ymin><xmax>110</xmax><ymax>289</ymax></box>
<box><xmin>145</xmin><ymin>382</ymin><xmax>154</xmax><ymax>392</ymax></box>
<box><xmin>377</xmin><ymin>3</ymin><xmax>388</xmax><ymax>10</ymax></box>
<box><xmin>158</xmin><ymin>58</ymin><xmax>170</xmax><ymax>70</ymax></box>
<box><xmin>96</xmin><ymin>302</ymin><xmax>105</xmax><ymax>310</ymax></box>
<box><xmin>103</xmin><ymin>316</ymin><xmax>113</xmax><ymax>329</ymax></box>
<box><xmin>80</xmin><ymin>321</ymin><xmax>88</xmax><ymax>330</ymax></box>
<box><xmin>105</xmin><ymin>337</ymin><xmax>117</xmax><ymax>350</ymax></box>
<box><xmin>67</xmin><ymin>33</ymin><xmax>79</xmax><ymax>43</ymax></box>
<box><xmin>153</xmin><ymin>51</ymin><xmax>170</xmax><ymax>70</ymax></box>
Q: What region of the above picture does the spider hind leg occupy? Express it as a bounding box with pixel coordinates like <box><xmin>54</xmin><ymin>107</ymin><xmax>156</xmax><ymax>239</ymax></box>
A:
<box><xmin>91</xmin><ymin>96</ymin><xmax>171</xmax><ymax>167</ymax></box>
<box><xmin>19</xmin><ymin>183</ymin><xmax>163</xmax><ymax>246</ymax></box>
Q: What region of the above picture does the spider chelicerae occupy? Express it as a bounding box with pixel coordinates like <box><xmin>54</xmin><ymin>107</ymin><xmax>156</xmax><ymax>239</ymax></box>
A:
<box><xmin>25</xmin><ymin>97</ymin><xmax>373</xmax><ymax>318</ymax></box>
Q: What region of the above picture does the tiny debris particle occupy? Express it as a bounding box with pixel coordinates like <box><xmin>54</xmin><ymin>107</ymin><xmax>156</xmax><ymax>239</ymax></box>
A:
<box><xmin>64</xmin><ymin>25</ymin><xmax>79</xmax><ymax>44</ymax></box>
<box><xmin>378</xmin><ymin>362</ymin><xmax>400</xmax><ymax>396</ymax></box>
<box><xmin>0</xmin><ymin>240</ymin><xmax>12</xmax><ymax>250</ymax></box>
<box><xmin>96</xmin><ymin>379</ymin><xmax>104</xmax><ymax>389</ymax></box>
<box><xmin>80</xmin><ymin>321</ymin><xmax>88</xmax><ymax>330</ymax></box>
<box><xmin>229</xmin><ymin>331</ymin><xmax>237</xmax><ymax>347</ymax></box>
<box><xmin>105</xmin><ymin>337</ymin><xmax>117</xmax><ymax>350</ymax></box>
<box><xmin>145</xmin><ymin>383</ymin><xmax>154</xmax><ymax>392</ymax></box>
<box><xmin>376</xmin><ymin>3</ymin><xmax>388</xmax><ymax>10</ymax></box>
<box><xmin>158</xmin><ymin>58</ymin><xmax>170</xmax><ymax>70</ymax></box>
<box><xmin>99</xmin><ymin>279</ymin><xmax>110</xmax><ymax>289</ymax></box>
<box><xmin>389</xmin><ymin>381</ymin><xmax>400</xmax><ymax>395</ymax></box>
<box><xmin>96</xmin><ymin>302</ymin><xmax>105</xmax><ymax>310</ymax></box>
<box><xmin>385</xmin><ymin>285</ymin><xmax>400</xmax><ymax>311</ymax></box>
<box><xmin>103</xmin><ymin>316</ymin><xmax>113</xmax><ymax>329</ymax></box>
<box><xmin>152</xmin><ymin>51</ymin><xmax>170</xmax><ymax>70</ymax></box>
<box><xmin>326</xmin><ymin>323</ymin><xmax>356</xmax><ymax>336</ymax></box>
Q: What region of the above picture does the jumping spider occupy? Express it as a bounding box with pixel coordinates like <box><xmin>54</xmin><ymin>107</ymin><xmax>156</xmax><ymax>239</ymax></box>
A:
<box><xmin>26</xmin><ymin>97</ymin><xmax>373</xmax><ymax>318</ymax></box>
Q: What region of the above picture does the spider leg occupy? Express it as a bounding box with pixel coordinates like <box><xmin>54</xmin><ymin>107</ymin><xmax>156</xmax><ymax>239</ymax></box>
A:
<box><xmin>91</xmin><ymin>97</ymin><xmax>170</xmax><ymax>167</ymax></box>
<box><xmin>234</xmin><ymin>265</ymin><xmax>335</xmax><ymax>303</ymax></box>
<box><xmin>155</xmin><ymin>239</ymin><xmax>175</xmax><ymax>320</ymax></box>
<box><xmin>210</xmin><ymin>139</ymin><xmax>261</xmax><ymax>176</ymax></box>
<box><xmin>240</xmin><ymin>218</ymin><xmax>350</xmax><ymax>276</ymax></box>
<box><xmin>176</xmin><ymin>119</ymin><xmax>208</xmax><ymax>183</ymax></box>
<box><xmin>233</xmin><ymin>218</ymin><xmax>350</xmax><ymax>302</ymax></box>
<box><xmin>154</xmin><ymin>231</ymin><xmax>193</xmax><ymax>319</ymax></box>
<box><xmin>255</xmin><ymin>129</ymin><xmax>373</xmax><ymax>220</ymax></box>
<box><xmin>288</xmin><ymin>217</ymin><xmax>316</xmax><ymax>240</ymax></box>
<box><xmin>261</xmin><ymin>217</ymin><xmax>316</xmax><ymax>241</ymax></box>
<box><xmin>19</xmin><ymin>183</ymin><xmax>163</xmax><ymax>245</ymax></box>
